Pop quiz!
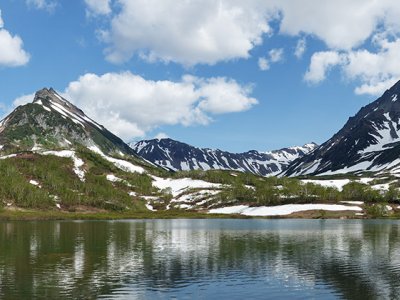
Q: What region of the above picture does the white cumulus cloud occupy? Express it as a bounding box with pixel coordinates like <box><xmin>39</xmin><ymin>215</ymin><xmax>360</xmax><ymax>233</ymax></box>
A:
<box><xmin>99</xmin><ymin>0</ymin><xmax>272</xmax><ymax>66</ymax></box>
<box><xmin>13</xmin><ymin>93</ymin><xmax>35</xmax><ymax>107</ymax></box>
<box><xmin>278</xmin><ymin>0</ymin><xmax>392</xmax><ymax>50</ymax></box>
<box><xmin>304</xmin><ymin>51</ymin><xmax>345</xmax><ymax>84</ymax></box>
<box><xmin>84</xmin><ymin>0</ymin><xmax>400</xmax><ymax>95</ymax></box>
<box><xmin>0</xmin><ymin>10</ymin><xmax>30</xmax><ymax>67</ymax></box>
<box><xmin>63</xmin><ymin>72</ymin><xmax>257</xmax><ymax>140</ymax></box>
<box><xmin>304</xmin><ymin>36</ymin><xmax>400</xmax><ymax>95</ymax></box>
<box><xmin>84</xmin><ymin>0</ymin><xmax>111</xmax><ymax>16</ymax></box>
<box><xmin>343</xmin><ymin>37</ymin><xmax>400</xmax><ymax>95</ymax></box>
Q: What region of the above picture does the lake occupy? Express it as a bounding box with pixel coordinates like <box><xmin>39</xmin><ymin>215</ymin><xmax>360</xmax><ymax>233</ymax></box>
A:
<box><xmin>0</xmin><ymin>219</ymin><xmax>399</xmax><ymax>299</ymax></box>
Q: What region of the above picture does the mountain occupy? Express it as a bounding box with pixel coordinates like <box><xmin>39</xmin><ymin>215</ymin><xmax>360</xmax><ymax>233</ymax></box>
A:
<box><xmin>0</xmin><ymin>88</ymin><xmax>169</xmax><ymax>212</ymax></box>
<box><xmin>283</xmin><ymin>80</ymin><xmax>400</xmax><ymax>176</ymax></box>
<box><xmin>131</xmin><ymin>138</ymin><xmax>317</xmax><ymax>176</ymax></box>
<box><xmin>0</xmin><ymin>87</ymin><xmax>395</xmax><ymax>214</ymax></box>
<box><xmin>0</xmin><ymin>88</ymin><xmax>135</xmax><ymax>156</ymax></box>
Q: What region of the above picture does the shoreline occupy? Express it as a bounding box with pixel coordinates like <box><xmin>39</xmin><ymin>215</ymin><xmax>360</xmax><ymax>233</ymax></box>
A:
<box><xmin>0</xmin><ymin>208</ymin><xmax>396</xmax><ymax>221</ymax></box>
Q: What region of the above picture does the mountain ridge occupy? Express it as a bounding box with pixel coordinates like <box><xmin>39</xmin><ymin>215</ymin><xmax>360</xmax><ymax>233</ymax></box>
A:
<box><xmin>131</xmin><ymin>138</ymin><xmax>317</xmax><ymax>176</ymax></box>
<box><xmin>283</xmin><ymin>79</ymin><xmax>400</xmax><ymax>176</ymax></box>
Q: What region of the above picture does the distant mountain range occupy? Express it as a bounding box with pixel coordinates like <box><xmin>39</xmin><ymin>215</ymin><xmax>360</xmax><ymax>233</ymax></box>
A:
<box><xmin>131</xmin><ymin>138</ymin><xmax>317</xmax><ymax>176</ymax></box>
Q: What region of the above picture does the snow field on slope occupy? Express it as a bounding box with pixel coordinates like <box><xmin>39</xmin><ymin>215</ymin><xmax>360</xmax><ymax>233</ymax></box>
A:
<box><xmin>209</xmin><ymin>204</ymin><xmax>363</xmax><ymax>216</ymax></box>
<box><xmin>301</xmin><ymin>178</ymin><xmax>392</xmax><ymax>192</ymax></box>
<box><xmin>151</xmin><ymin>176</ymin><xmax>222</xmax><ymax>197</ymax></box>
<box><xmin>89</xmin><ymin>146</ymin><xmax>145</xmax><ymax>174</ymax></box>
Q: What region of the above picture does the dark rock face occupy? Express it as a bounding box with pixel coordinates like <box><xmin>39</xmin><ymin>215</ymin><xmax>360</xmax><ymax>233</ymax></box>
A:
<box><xmin>131</xmin><ymin>138</ymin><xmax>317</xmax><ymax>176</ymax></box>
<box><xmin>283</xmin><ymin>80</ymin><xmax>400</xmax><ymax>176</ymax></box>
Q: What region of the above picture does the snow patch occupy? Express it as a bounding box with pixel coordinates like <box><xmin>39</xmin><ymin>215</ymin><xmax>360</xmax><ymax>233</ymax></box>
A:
<box><xmin>360</xmin><ymin>123</ymin><xmax>396</xmax><ymax>154</ymax></box>
<box><xmin>319</xmin><ymin>160</ymin><xmax>373</xmax><ymax>176</ymax></box>
<box><xmin>209</xmin><ymin>204</ymin><xmax>363</xmax><ymax>216</ymax></box>
<box><xmin>145</xmin><ymin>203</ymin><xmax>156</xmax><ymax>211</ymax></box>
<box><xmin>106</xmin><ymin>174</ymin><xmax>122</xmax><ymax>182</ymax></box>
<box><xmin>301</xmin><ymin>179</ymin><xmax>350</xmax><ymax>191</ymax></box>
<box><xmin>151</xmin><ymin>176</ymin><xmax>222</xmax><ymax>197</ymax></box>
<box><xmin>372</xmin><ymin>183</ymin><xmax>390</xmax><ymax>191</ymax></box>
<box><xmin>340</xmin><ymin>201</ymin><xmax>364</xmax><ymax>205</ymax></box>
<box><xmin>88</xmin><ymin>145</ymin><xmax>145</xmax><ymax>174</ymax></box>
<box><xmin>0</xmin><ymin>154</ymin><xmax>17</xmax><ymax>160</ymax></box>
<box><xmin>29</xmin><ymin>180</ymin><xmax>41</xmax><ymax>187</ymax></box>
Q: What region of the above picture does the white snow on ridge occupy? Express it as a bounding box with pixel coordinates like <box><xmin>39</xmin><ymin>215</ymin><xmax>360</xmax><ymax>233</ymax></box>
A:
<box><xmin>50</xmin><ymin>102</ymin><xmax>86</xmax><ymax>128</ymax></box>
<box><xmin>318</xmin><ymin>161</ymin><xmax>373</xmax><ymax>176</ymax></box>
<box><xmin>209</xmin><ymin>204</ymin><xmax>362</xmax><ymax>216</ymax></box>
<box><xmin>361</xmin><ymin>124</ymin><xmax>396</xmax><ymax>154</ymax></box>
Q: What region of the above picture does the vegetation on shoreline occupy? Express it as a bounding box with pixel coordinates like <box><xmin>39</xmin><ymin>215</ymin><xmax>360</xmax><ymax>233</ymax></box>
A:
<box><xmin>171</xmin><ymin>169</ymin><xmax>400</xmax><ymax>207</ymax></box>
<box><xmin>1</xmin><ymin>206</ymin><xmax>400</xmax><ymax>220</ymax></box>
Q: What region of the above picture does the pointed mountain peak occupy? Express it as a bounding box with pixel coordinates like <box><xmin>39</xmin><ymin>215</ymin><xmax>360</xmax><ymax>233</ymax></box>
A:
<box><xmin>32</xmin><ymin>87</ymin><xmax>86</xmax><ymax>119</ymax></box>
<box><xmin>33</xmin><ymin>87</ymin><xmax>71</xmax><ymax>106</ymax></box>
<box><xmin>0</xmin><ymin>87</ymin><xmax>136</xmax><ymax>156</ymax></box>
<box><xmin>34</xmin><ymin>87</ymin><xmax>58</xmax><ymax>100</ymax></box>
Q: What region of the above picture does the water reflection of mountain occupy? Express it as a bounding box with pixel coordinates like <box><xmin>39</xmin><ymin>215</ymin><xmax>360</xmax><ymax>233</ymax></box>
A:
<box><xmin>0</xmin><ymin>220</ymin><xmax>399</xmax><ymax>299</ymax></box>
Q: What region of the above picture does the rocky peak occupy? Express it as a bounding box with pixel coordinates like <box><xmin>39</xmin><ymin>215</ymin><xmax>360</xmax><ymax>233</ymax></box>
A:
<box><xmin>0</xmin><ymin>87</ymin><xmax>135</xmax><ymax>156</ymax></box>
<box><xmin>283</xmin><ymin>79</ymin><xmax>400</xmax><ymax>176</ymax></box>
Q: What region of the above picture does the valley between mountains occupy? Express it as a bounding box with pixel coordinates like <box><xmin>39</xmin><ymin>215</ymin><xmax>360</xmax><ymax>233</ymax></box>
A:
<box><xmin>2</xmin><ymin>83</ymin><xmax>400</xmax><ymax>219</ymax></box>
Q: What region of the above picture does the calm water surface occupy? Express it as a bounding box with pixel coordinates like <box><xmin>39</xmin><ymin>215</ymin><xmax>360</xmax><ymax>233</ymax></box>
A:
<box><xmin>0</xmin><ymin>219</ymin><xmax>400</xmax><ymax>299</ymax></box>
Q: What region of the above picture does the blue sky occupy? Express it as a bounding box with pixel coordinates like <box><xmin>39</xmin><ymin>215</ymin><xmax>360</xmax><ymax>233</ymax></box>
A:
<box><xmin>1</xmin><ymin>1</ymin><xmax>400</xmax><ymax>152</ymax></box>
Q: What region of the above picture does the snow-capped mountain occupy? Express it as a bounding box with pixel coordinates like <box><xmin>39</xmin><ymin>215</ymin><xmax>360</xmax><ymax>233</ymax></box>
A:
<box><xmin>0</xmin><ymin>88</ymin><xmax>135</xmax><ymax>156</ymax></box>
<box><xmin>131</xmin><ymin>138</ymin><xmax>317</xmax><ymax>176</ymax></box>
<box><xmin>283</xmin><ymin>79</ymin><xmax>400</xmax><ymax>176</ymax></box>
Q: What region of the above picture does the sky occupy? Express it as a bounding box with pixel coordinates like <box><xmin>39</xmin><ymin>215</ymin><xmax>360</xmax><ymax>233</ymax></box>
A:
<box><xmin>1</xmin><ymin>0</ymin><xmax>400</xmax><ymax>153</ymax></box>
